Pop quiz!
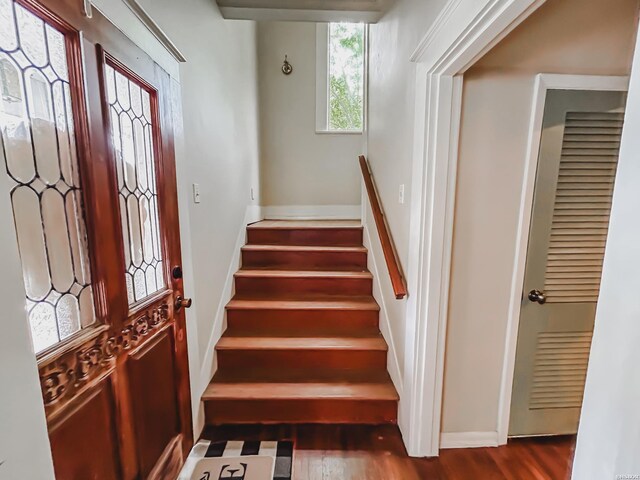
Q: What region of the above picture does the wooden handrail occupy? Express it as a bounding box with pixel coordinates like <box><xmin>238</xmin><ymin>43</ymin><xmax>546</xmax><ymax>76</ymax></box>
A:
<box><xmin>359</xmin><ymin>155</ymin><xmax>408</xmax><ymax>299</ymax></box>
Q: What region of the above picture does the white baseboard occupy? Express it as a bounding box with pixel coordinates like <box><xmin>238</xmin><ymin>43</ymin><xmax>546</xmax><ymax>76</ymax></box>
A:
<box><xmin>362</xmin><ymin>223</ymin><xmax>403</xmax><ymax>398</ymax></box>
<box><xmin>263</xmin><ymin>205</ymin><xmax>361</xmax><ymax>220</ymax></box>
<box><xmin>245</xmin><ymin>205</ymin><xmax>263</xmax><ymax>224</ymax></box>
<box><xmin>440</xmin><ymin>431</ymin><xmax>500</xmax><ymax>449</ymax></box>
<box><xmin>197</xmin><ymin>205</ymin><xmax>263</xmax><ymax>396</ymax></box>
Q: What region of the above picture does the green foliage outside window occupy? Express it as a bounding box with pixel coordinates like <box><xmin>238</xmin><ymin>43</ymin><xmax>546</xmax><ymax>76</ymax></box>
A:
<box><xmin>329</xmin><ymin>23</ymin><xmax>364</xmax><ymax>131</ymax></box>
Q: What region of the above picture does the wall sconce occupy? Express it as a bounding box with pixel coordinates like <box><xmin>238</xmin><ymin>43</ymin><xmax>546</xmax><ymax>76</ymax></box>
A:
<box><xmin>282</xmin><ymin>55</ymin><xmax>293</xmax><ymax>75</ymax></box>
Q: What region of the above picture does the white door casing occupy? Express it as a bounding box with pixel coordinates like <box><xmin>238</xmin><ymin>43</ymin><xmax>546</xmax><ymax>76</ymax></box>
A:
<box><xmin>402</xmin><ymin>0</ymin><xmax>547</xmax><ymax>457</ymax></box>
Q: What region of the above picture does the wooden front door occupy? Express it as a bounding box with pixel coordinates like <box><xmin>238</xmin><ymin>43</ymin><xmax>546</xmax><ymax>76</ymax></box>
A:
<box><xmin>509</xmin><ymin>89</ymin><xmax>626</xmax><ymax>437</ymax></box>
<box><xmin>0</xmin><ymin>0</ymin><xmax>193</xmax><ymax>478</ymax></box>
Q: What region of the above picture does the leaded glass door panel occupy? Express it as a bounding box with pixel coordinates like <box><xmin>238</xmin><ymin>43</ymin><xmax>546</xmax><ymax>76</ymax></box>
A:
<box><xmin>0</xmin><ymin>0</ymin><xmax>96</xmax><ymax>354</ymax></box>
<box><xmin>0</xmin><ymin>1</ymin><xmax>193</xmax><ymax>478</ymax></box>
<box><xmin>104</xmin><ymin>61</ymin><xmax>166</xmax><ymax>305</ymax></box>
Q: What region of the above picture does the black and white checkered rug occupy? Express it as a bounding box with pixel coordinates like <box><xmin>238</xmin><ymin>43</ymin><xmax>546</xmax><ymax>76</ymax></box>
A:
<box><xmin>179</xmin><ymin>440</ymin><xmax>293</xmax><ymax>480</ymax></box>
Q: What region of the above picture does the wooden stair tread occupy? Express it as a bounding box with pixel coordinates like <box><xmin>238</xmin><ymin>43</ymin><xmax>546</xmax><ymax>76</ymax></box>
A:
<box><xmin>227</xmin><ymin>295</ymin><xmax>379</xmax><ymax>310</ymax></box>
<box><xmin>242</xmin><ymin>244</ymin><xmax>367</xmax><ymax>253</ymax></box>
<box><xmin>212</xmin><ymin>368</ymin><xmax>391</xmax><ymax>383</ymax></box>
<box><xmin>235</xmin><ymin>269</ymin><xmax>372</xmax><ymax>278</ymax></box>
<box><xmin>204</xmin><ymin>381</ymin><xmax>398</xmax><ymax>401</ymax></box>
<box><xmin>248</xmin><ymin>220</ymin><xmax>362</xmax><ymax>229</ymax></box>
<box><xmin>247</xmin><ymin>222</ymin><xmax>364</xmax><ymax>247</ymax></box>
<box><xmin>216</xmin><ymin>335</ymin><xmax>387</xmax><ymax>351</ymax></box>
<box><xmin>239</xmin><ymin>266</ymin><xmax>369</xmax><ymax>272</ymax></box>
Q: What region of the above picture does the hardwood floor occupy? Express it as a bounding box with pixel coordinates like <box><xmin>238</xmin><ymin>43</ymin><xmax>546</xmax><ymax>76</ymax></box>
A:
<box><xmin>202</xmin><ymin>424</ymin><xmax>575</xmax><ymax>479</ymax></box>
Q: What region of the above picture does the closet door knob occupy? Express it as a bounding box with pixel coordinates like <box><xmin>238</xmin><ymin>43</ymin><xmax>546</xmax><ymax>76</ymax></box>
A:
<box><xmin>528</xmin><ymin>289</ymin><xmax>546</xmax><ymax>305</ymax></box>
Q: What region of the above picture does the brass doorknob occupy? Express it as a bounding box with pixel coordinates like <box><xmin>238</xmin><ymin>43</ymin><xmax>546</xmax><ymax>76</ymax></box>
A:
<box><xmin>528</xmin><ymin>289</ymin><xmax>546</xmax><ymax>305</ymax></box>
<box><xmin>175</xmin><ymin>295</ymin><xmax>192</xmax><ymax>311</ymax></box>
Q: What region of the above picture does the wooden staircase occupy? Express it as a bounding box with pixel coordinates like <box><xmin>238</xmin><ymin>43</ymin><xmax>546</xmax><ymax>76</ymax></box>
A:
<box><xmin>202</xmin><ymin>220</ymin><xmax>399</xmax><ymax>425</ymax></box>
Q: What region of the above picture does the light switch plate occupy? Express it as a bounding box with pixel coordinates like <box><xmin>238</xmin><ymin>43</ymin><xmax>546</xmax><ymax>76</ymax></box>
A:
<box><xmin>399</xmin><ymin>184</ymin><xmax>405</xmax><ymax>204</ymax></box>
<box><xmin>192</xmin><ymin>183</ymin><xmax>201</xmax><ymax>204</ymax></box>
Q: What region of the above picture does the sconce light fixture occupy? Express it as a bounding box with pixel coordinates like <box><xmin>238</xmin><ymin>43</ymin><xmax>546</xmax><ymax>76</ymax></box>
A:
<box><xmin>282</xmin><ymin>55</ymin><xmax>293</xmax><ymax>75</ymax></box>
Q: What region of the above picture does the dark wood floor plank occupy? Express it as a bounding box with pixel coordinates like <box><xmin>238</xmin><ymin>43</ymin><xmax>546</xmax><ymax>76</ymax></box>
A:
<box><xmin>201</xmin><ymin>425</ymin><xmax>575</xmax><ymax>479</ymax></box>
<box><xmin>440</xmin><ymin>448</ymin><xmax>507</xmax><ymax>480</ymax></box>
<box><xmin>520</xmin><ymin>437</ymin><xmax>574</xmax><ymax>480</ymax></box>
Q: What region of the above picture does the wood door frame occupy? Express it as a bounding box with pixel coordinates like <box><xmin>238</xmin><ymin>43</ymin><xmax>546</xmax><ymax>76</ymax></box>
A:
<box><xmin>498</xmin><ymin>74</ymin><xmax>629</xmax><ymax>444</ymax></box>
<box><xmin>401</xmin><ymin>0</ymin><xmax>548</xmax><ymax>457</ymax></box>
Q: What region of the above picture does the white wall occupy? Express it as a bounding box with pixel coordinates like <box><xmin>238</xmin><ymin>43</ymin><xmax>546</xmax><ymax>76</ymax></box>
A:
<box><xmin>136</xmin><ymin>0</ymin><xmax>261</xmax><ymax>436</ymax></box>
<box><xmin>365</xmin><ymin>0</ymin><xmax>448</xmax><ymax>401</ymax></box>
<box><xmin>258</xmin><ymin>21</ymin><xmax>362</xmax><ymax>214</ymax></box>
<box><xmin>442</xmin><ymin>0</ymin><xmax>638</xmax><ymax>436</ymax></box>
<box><xmin>572</xmin><ymin>21</ymin><xmax>640</xmax><ymax>479</ymax></box>
<box><xmin>367</xmin><ymin>0</ymin><xmax>449</xmax><ymax>266</ymax></box>
<box><xmin>0</xmin><ymin>174</ymin><xmax>55</xmax><ymax>479</ymax></box>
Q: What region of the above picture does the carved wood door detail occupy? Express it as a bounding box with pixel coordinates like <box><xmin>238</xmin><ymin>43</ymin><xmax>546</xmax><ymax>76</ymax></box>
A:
<box><xmin>0</xmin><ymin>0</ymin><xmax>193</xmax><ymax>478</ymax></box>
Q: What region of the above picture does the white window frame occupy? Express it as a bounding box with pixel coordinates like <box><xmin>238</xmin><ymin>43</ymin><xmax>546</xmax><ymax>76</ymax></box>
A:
<box><xmin>315</xmin><ymin>22</ymin><xmax>367</xmax><ymax>135</ymax></box>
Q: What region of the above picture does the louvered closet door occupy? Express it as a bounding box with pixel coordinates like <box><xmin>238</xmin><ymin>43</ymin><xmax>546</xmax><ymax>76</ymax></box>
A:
<box><xmin>509</xmin><ymin>89</ymin><xmax>626</xmax><ymax>437</ymax></box>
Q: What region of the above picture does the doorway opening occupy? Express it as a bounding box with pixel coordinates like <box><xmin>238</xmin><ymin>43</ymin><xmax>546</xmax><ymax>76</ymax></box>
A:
<box><xmin>508</xmin><ymin>82</ymin><xmax>627</xmax><ymax>437</ymax></box>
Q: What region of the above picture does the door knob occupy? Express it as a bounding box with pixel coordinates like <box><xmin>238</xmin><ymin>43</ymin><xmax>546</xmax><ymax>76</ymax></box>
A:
<box><xmin>175</xmin><ymin>295</ymin><xmax>192</xmax><ymax>311</ymax></box>
<box><xmin>528</xmin><ymin>289</ymin><xmax>546</xmax><ymax>305</ymax></box>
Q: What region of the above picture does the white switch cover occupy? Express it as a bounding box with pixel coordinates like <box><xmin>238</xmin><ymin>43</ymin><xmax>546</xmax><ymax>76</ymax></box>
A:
<box><xmin>192</xmin><ymin>183</ymin><xmax>201</xmax><ymax>204</ymax></box>
<box><xmin>399</xmin><ymin>184</ymin><xmax>405</xmax><ymax>204</ymax></box>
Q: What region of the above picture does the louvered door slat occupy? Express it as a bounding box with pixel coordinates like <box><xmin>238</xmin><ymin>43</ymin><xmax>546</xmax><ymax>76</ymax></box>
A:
<box><xmin>548</xmin><ymin>241</ymin><xmax>606</xmax><ymax>248</ymax></box>
<box><xmin>544</xmin><ymin>110</ymin><xmax>621</xmax><ymax>303</ymax></box>
<box><xmin>547</xmin><ymin>260</ymin><xmax>603</xmax><ymax>267</ymax></box>
<box><xmin>561</xmin><ymin>165</ymin><xmax>616</xmax><ymax>172</ymax></box>
<box><xmin>529</xmin><ymin>332</ymin><xmax>593</xmax><ymax>410</ymax></box>
<box><xmin>561</xmin><ymin>158</ymin><xmax>619</xmax><ymax>163</ymax></box>
<box><xmin>553</xmin><ymin>211</ymin><xmax>611</xmax><ymax>218</ymax></box>
<box><xmin>564</xmin><ymin>128</ymin><xmax>623</xmax><ymax>135</ymax></box>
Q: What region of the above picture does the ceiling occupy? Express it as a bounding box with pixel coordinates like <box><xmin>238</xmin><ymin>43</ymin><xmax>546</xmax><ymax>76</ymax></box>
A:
<box><xmin>216</xmin><ymin>0</ymin><xmax>390</xmax><ymax>22</ymax></box>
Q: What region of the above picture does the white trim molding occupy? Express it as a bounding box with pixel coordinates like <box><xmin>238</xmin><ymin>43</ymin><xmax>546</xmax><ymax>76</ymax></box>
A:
<box><xmin>440</xmin><ymin>431</ymin><xmax>500</xmax><ymax>449</ymax></box>
<box><xmin>89</xmin><ymin>0</ymin><xmax>182</xmax><ymax>79</ymax></box>
<box><xmin>83</xmin><ymin>0</ymin><xmax>93</xmax><ymax>18</ymax></box>
<box><xmin>263</xmin><ymin>205</ymin><xmax>361</xmax><ymax>220</ymax></box>
<box><xmin>197</xmin><ymin>205</ymin><xmax>263</xmax><ymax>400</ymax></box>
<box><xmin>402</xmin><ymin>0</ymin><xmax>548</xmax><ymax>458</ymax></box>
<box><xmin>362</xmin><ymin>208</ymin><xmax>404</xmax><ymax>399</ymax></box>
<box><xmin>120</xmin><ymin>0</ymin><xmax>187</xmax><ymax>62</ymax></box>
<box><xmin>218</xmin><ymin>7</ymin><xmax>383</xmax><ymax>23</ymax></box>
<box><xmin>496</xmin><ymin>74</ymin><xmax>629</xmax><ymax>445</ymax></box>
<box><xmin>316</xmin><ymin>23</ymin><xmax>330</xmax><ymax>133</ymax></box>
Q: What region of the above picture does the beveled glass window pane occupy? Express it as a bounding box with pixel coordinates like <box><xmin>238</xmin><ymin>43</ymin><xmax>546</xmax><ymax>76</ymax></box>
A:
<box><xmin>0</xmin><ymin>0</ymin><xmax>96</xmax><ymax>353</ymax></box>
<box><xmin>105</xmin><ymin>64</ymin><xmax>165</xmax><ymax>305</ymax></box>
